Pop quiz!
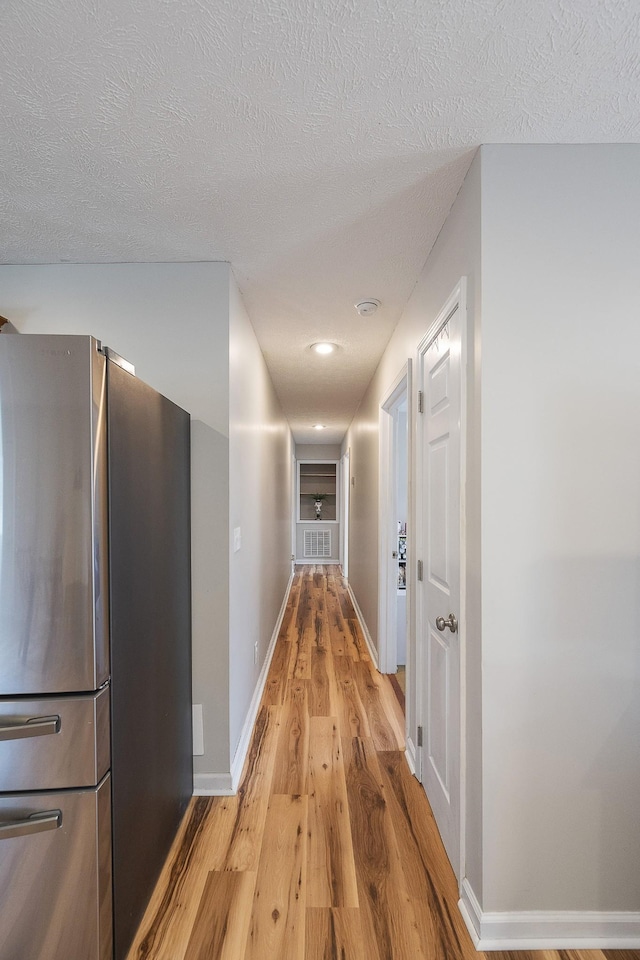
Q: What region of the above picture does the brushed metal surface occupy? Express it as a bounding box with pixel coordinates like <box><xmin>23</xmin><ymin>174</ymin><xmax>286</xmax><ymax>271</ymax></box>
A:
<box><xmin>0</xmin><ymin>687</ymin><xmax>110</xmax><ymax>792</ymax></box>
<box><xmin>0</xmin><ymin>715</ymin><xmax>60</xmax><ymax>741</ymax></box>
<box><xmin>0</xmin><ymin>334</ymin><xmax>109</xmax><ymax>695</ymax></box>
<box><xmin>0</xmin><ymin>774</ymin><xmax>112</xmax><ymax>960</ymax></box>
<box><xmin>0</xmin><ymin>809</ymin><xmax>62</xmax><ymax>839</ymax></box>
<box><xmin>0</xmin><ymin>810</ymin><xmax>62</xmax><ymax>840</ymax></box>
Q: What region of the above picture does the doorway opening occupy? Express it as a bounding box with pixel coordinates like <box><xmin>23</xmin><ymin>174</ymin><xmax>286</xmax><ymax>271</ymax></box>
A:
<box><xmin>340</xmin><ymin>448</ymin><xmax>350</xmax><ymax>577</ymax></box>
<box><xmin>379</xmin><ymin>363</ymin><xmax>411</xmax><ymax>715</ymax></box>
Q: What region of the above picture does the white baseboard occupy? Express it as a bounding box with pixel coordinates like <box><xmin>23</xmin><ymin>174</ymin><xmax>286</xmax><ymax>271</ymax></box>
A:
<box><xmin>228</xmin><ymin>569</ymin><xmax>295</xmax><ymax>792</ymax></box>
<box><xmin>193</xmin><ymin>772</ymin><xmax>234</xmax><ymax>796</ymax></box>
<box><xmin>193</xmin><ymin>569</ymin><xmax>294</xmax><ymax>798</ymax></box>
<box><xmin>346</xmin><ymin>583</ymin><xmax>379</xmax><ymax>670</ymax></box>
<box><xmin>459</xmin><ymin>878</ymin><xmax>640</xmax><ymax>950</ymax></box>
<box><xmin>404</xmin><ymin>736</ymin><xmax>417</xmax><ymax>776</ymax></box>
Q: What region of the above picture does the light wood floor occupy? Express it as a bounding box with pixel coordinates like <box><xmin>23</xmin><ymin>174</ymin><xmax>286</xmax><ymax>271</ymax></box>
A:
<box><xmin>126</xmin><ymin>565</ymin><xmax>639</xmax><ymax>960</ymax></box>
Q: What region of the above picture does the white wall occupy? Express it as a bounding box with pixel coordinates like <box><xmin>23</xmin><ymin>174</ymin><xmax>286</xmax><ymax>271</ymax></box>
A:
<box><xmin>191</xmin><ymin>421</ymin><xmax>230</xmax><ymax>776</ymax></box>
<box><xmin>0</xmin><ymin>262</ymin><xmax>234</xmax><ymax>784</ymax></box>
<box><xmin>295</xmin><ymin>443</ymin><xmax>342</xmax><ymax>460</ymax></box>
<box><xmin>342</xmin><ymin>151</ymin><xmax>484</xmax><ymax>897</ymax></box>
<box><xmin>0</xmin><ymin>263</ymin><xmax>230</xmax><ymax>434</ymax></box>
<box><xmin>228</xmin><ymin>272</ymin><xmax>294</xmax><ymax>761</ymax></box>
<box><xmin>0</xmin><ymin>262</ymin><xmax>294</xmax><ymax>794</ymax></box>
<box><xmin>480</xmin><ymin>144</ymin><xmax>640</xmax><ymax>913</ymax></box>
<box><xmin>345</xmin><ymin>144</ymin><xmax>640</xmax><ymax>934</ymax></box>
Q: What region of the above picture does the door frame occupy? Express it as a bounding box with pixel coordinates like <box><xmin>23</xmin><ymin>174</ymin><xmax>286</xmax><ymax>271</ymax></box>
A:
<box><xmin>378</xmin><ymin>361</ymin><xmax>412</xmax><ymax>676</ymax></box>
<box><xmin>340</xmin><ymin>448</ymin><xmax>350</xmax><ymax>576</ymax></box>
<box><xmin>291</xmin><ymin>452</ymin><xmax>297</xmax><ymax>571</ymax></box>
<box><xmin>415</xmin><ymin>277</ymin><xmax>468</xmax><ymax>884</ymax></box>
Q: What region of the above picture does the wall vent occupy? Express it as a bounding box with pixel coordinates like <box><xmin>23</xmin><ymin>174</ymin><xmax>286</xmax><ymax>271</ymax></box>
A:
<box><xmin>304</xmin><ymin>530</ymin><xmax>331</xmax><ymax>558</ymax></box>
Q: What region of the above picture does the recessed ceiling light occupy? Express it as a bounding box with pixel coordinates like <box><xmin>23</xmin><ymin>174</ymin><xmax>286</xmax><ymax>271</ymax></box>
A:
<box><xmin>313</xmin><ymin>424</ymin><xmax>326</xmax><ymax>430</ymax></box>
<box><xmin>311</xmin><ymin>342</ymin><xmax>336</xmax><ymax>355</ymax></box>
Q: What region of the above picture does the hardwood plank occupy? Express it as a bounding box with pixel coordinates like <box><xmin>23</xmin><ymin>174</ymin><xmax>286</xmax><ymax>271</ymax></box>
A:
<box><xmin>377</xmin><ymin>749</ymin><xmax>458</xmax><ymax>899</ymax></box>
<box><xmin>305</xmin><ymin>908</ymin><xmax>365</xmax><ymax>960</ymax></box>
<box><xmin>307</xmin><ymin>717</ymin><xmax>359</xmax><ymax>909</ymax></box>
<box><xmin>127</xmin><ymin>797</ymin><xmax>239</xmax><ymax>960</ymax></box>
<box><xmin>333</xmin><ymin>654</ymin><xmax>371</xmax><ymax>739</ymax></box>
<box><xmin>343</xmin><ymin>617</ymin><xmax>362</xmax><ymax>660</ymax></box>
<box><xmin>128</xmin><ymin>567</ymin><xmax>629</xmax><ymax>960</ymax></box>
<box><xmin>280</xmin><ymin>574</ymin><xmax>302</xmax><ymax>640</ymax></box>
<box><xmin>325</xmin><ymin>576</ymin><xmax>350</xmax><ymax>657</ymax></box>
<box><xmin>377</xmin><ymin>755</ymin><xmax>432</xmax><ymax>902</ymax></box>
<box><xmin>290</xmin><ymin>626</ymin><xmax>313</xmax><ymax>680</ymax></box>
<box><xmin>309</xmin><ymin>644</ymin><xmax>339</xmax><ymax>718</ymax></box>
<box><xmin>492</xmin><ymin>954</ymin><xmax>611</xmax><ymax>960</ymax></box>
<box><xmin>262</xmin><ymin>631</ymin><xmax>294</xmax><ymax>706</ymax></box>
<box><xmin>311</xmin><ymin>601</ymin><xmax>331</xmax><ymax>652</ymax></box>
<box><xmin>352</xmin><ymin>660</ymin><xmax>399</xmax><ymax>751</ymax></box>
<box><xmin>295</xmin><ymin>574</ymin><xmax>314</xmax><ymax>634</ymax></box>
<box><xmin>271</xmin><ymin>678</ymin><xmax>309</xmax><ymax>795</ymax></box>
<box><xmin>378</xmin><ymin>672</ymin><xmax>407</xmax><ymax>748</ymax></box>
<box><xmin>338</xmin><ymin>589</ymin><xmax>357</xmax><ymax>621</ymax></box>
<box><xmin>183</xmin><ymin>871</ymin><xmax>256</xmax><ymax>960</ymax></box>
<box><xmin>559</xmin><ymin>954</ymin><xmax>617</xmax><ymax>960</ymax></box>
<box><xmin>225</xmin><ymin>706</ymin><xmax>280</xmax><ymax>871</ymax></box>
<box><xmin>376</xmin><ymin>750</ymin><xmax>478</xmax><ymax>959</ymax></box>
<box><xmin>388</xmin><ymin>671</ymin><xmax>405</xmax><ymax>712</ymax></box>
<box><xmin>490</xmin><ymin>954</ymin><xmax>598</xmax><ymax>960</ymax></box>
<box><xmin>342</xmin><ymin>735</ymin><xmax>427</xmax><ymax>960</ymax></box>
<box><xmin>346</xmin><ymin>617</ymin><xmax>370</xmax><ymax>661</ymax></box>
<box><xmin>244</xmin><ymin>794</ymin><xmax>308</xmax><ymax>960</ymax></box>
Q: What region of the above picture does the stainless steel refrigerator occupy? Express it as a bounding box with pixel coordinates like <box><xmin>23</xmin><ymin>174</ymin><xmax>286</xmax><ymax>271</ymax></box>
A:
<box><xmin>0</xmin><ymin>334</ymin><xmax>192</xmax><ymax>960</ymax></box>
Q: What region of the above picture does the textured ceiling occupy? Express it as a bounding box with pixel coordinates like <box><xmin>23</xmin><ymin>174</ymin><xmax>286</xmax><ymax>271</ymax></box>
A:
<box><xmin>2</xmin><ymin>0</ymin><xmax>639</xmax><ymax>442</ymax></box>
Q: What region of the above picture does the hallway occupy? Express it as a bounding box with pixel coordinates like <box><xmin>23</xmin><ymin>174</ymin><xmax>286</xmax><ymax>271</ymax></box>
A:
<box><xmin>127</xmin><ymin>567</ymin><xmax>638</xmax><ymax>960</ymax></box>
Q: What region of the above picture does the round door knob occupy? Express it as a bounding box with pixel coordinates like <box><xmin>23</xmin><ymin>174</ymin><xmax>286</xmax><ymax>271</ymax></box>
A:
<box><xmin>436</xmin><ymin>614</ymin><xmax>458</xmax><ymax>633</ymax></box>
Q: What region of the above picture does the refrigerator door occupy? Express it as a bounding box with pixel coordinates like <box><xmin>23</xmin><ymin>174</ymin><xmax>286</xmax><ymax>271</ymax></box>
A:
<box><xmin>107</xmin><ymin>358</ymin><xmax>192</xmax><ymax>960</ymax></box>
<box><xmin>0</xmin><ymin>335</ymin><xmax>109</xmax><ymax>695</ymax></box>
<box><xmin>0</xmin><ymin>774</ymin><xmax>112</xmax><ymax>960</ymax></box>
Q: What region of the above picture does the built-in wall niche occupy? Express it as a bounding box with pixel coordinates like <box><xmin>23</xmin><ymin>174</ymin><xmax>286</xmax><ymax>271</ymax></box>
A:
<box><xmin>297</xmin><ymin>461</ymin><xmax>338</xmax><ymax>521</ymax></box>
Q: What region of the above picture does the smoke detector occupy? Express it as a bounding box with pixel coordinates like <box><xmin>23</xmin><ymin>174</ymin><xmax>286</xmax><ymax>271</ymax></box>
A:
<box><xmin>355</xmin><ymin>299</ymin><xmax>380</xmax><ymax>317</ymax></box>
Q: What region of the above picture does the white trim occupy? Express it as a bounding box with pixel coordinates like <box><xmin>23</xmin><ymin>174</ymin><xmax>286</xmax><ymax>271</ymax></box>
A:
<box><xmin>230</xmin><ymin>568</ymin><xmax>294</xmax><ymax>791</ymax></box>
<box><xmin>459</xmin><ymin>879</ymin><xmax>640</xmax><ymax>950</ymax></box>
<box><xmin>458</xmin><ymin>877</ymin><xmax>482</xmax><ymax>941</ymax></box>
<box><xmin>194</xmin><ymin>568</ymin><xmax>294</xmax><ymax>797</ymax></box>
<box><xmin>346</xmin><ymin>583</ymin><xmax>379</xmax><ymax>670</ymax></box>
<box><xmin>340</xmin><ymin>449</ymin><xmax>350</xmax><ymax>577</ymax></box>
<box><xmin>404</xmin><ymin>736</ymin><xmax>417</xmax><ymax>775</ymax></box>
<box><xmin>378</xmin><ymin>362</ymin><xmax>411</xmax><ymax>677</ymax></box>
<box><xmin>457</xmin><ymin>278</ymin><xmax>468</xmax><ymax>890</ymax></box>
<box><xmin>193</xmin><ymin>772</ymin><xmax>234</xmax><ymax>796</ymax></box>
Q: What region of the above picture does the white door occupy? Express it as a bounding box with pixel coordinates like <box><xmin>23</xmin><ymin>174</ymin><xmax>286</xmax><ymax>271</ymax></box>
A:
<box><xmin>416</xmin><ymin>281</ymin><xmax>465</xmax><ymax>878</ymax></box>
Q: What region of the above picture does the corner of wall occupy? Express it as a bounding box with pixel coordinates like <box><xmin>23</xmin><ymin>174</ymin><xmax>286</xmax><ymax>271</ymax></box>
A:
<box><xmin>190</xmin><ymin>419</ymin><xmax>231</xmax><ymax>786</ymax></box>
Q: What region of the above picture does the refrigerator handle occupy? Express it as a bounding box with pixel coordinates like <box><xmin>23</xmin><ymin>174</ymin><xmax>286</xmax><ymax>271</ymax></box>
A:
<box><xmin>0</xmin><ymin>810</ymin><xmax>63</xmax><ymax>840</ymax></box>
<box><xmin>0</xmin><ymin>715</ymin><xmax>61</xmax><ymax>741</ymax></box>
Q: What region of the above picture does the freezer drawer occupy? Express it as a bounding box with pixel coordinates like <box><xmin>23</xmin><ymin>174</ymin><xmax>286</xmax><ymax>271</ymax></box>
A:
<box><xmin>0</xmin><ymin>686</ymin><xmax>110</xmax><ymax>792</ymax></box>
<box><xmin>0</xmin><ymin>774</ymin><xmax>112</xmax><ymax>960</ymax></box>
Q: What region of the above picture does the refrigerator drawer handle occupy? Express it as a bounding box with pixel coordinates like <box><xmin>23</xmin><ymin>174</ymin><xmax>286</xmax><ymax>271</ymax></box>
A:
<box><xmin>0</xmin><ymin>715</ymin><xmax>61</xmax><ymax>741</ymax></box>
<box><xmin>0</xmin><ymin>810</ymin><xmax>62</xmax><ymax>840</ymax></box>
